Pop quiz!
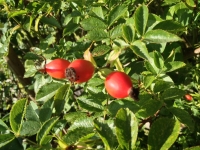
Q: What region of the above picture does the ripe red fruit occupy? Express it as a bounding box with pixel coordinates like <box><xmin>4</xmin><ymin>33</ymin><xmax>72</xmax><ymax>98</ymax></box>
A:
<box><xmin>105</xmin><ymin>71</ymin><xmax>138</xmax><ymax>99</ymax></box>
<box><xmin>66</xmin><ymin>59</ymin><xmax>95</xmax><ymax>84</ymax></box>
<box><xmin>45</xmin><ymin>58</ymin><xmax>70</xmax><ymax>79</ymax></box>
<box><xmin>184</xmin><ymin>94</ymin><xmax>192</xmax><ymax>101</ymax></box>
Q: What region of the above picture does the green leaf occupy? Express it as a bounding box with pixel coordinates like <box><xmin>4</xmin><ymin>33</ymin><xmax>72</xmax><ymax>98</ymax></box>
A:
<box><xmin>68</xmin><ymin>117</ymin><xmax>94</xmax><ymax>131</ymax></box>
<box><xmin>130</xmin><ymin>40</ymin><xmax>149</xmax><ymax>60</ymax></box>
<box><xmin>63</xmin><ymin>22</ymin><xmax>79</xmax><ymax>36</ymax></box>
<box><xmin>148</xmin><ymin>117</ymin><xmax>180</xmax><ymax>150</ymax></box>
<box><xmin>110</xmin><ymin>24</ymin><xmax>123</xmax><ymax>39</ymax></box>
<box><xmin>143</xmin><ymin>74</ymin><xmax>155</xmax><ymax>88</ymax></box>
<box><xmin>87</xmin><ymin>29</ymin><xmax>109</xmax><ymax>41</ymax></box>
<box><xmin>107</xmin><ymin>5</ymin><xmax>127</xmax><ymax>27</ymax></box>
<box><xmin>39</xmin><ymin>98</ymin><xmax>54</xmax><ymax>123</ymax></box>
<box><xmin>168</xmin><ymin>107</ymin><xmax>194</xmax><ymax>131</ymax></box>
<box><xmin>94</xmin><ymin>119</ymin><xmax>117</xmax><ymax>150</ymax></box>
<box><xmin>92</xmin><ymin>45</ymin><xmax>110</xmax><ymax>57</ymax></box>
<box><xmin>115</xmin><ymin>108</ymin><xmax>138</xmax><ymax>150</ymax></box>
<box><xmin>36</xmin><ymin>117</ymin><xmax>59</xmax><ymax>145</ymax></box>
<box><xmin>62</xmin><ymin>127</ymin><xmax>94</xmax><ymax>145</ymax></box>
<box><xmin>0</xmin><ymin>134</ymin><xmax>15</xmax><ymax>147</ymax></box>
<box><xmin>91</xmin><ymin>6</ymin><xmax>104</xmax><ymax>19</ymax></box>
<box><xmin>23</xmin><ymin>16</ymin><xmax>34</xmax><ymax>32</ymax></box>
<box><xmin>134</xmin><ymin>4</ymin><xmax>149</xmax><ymax>36</ymax></box>
<box><xmin>0</xmin><ymin>135</ymin><xmax>23</xmax><ymax>150</ymax></box>
<box><xmin>185</xmin><ymin>146</ymin><xmax>200</xmax><ymax>150</ymax></box>
<box><xmin>8</xmin><ymin>10</ymin><xmax>27</xmax><ymax>18</ymax></box>
<box><xmin>81</xmin><ymin>17</ymin><xmax>107</xmax><ymax>30</ymax></box>
<box><xmin>24</xmin><ymin>60</ymin><xmax>38</xmax><ymax>78</ymax></box>
<box><xmin>144</xmin><ymin>61</ymin><xmax>158</xmax><ymax>74</ymax></box>
<box><xmin>186</xmin><ymin>0</ymin><xmax>196</xmax><ymax>7</ymax></box>
<box><xmin>36</xmin><ymin>83</ymin><xmax>62</xmax><ymax>102</ymax></box>
<box><xmin>64</xmin><ymin>112</ymin><xmax>88</xmax><ymax>123</ymax></box>
<box><xmin>153</xmin><ymin>80</ymin><xmax>173</xmax><ymax>93</ymax></box>
<box><xmin>23</xmin><ymin>52</ymin><xmax>41</xmax><ymax>60</ymax></box>
<box><xmin>123</xmin><ymin>24</ymin><xmax>135</xmax><ymax>43</ymax></box>
<box><xmin>161</xmin><ymin>88</ymin><xmax>185</xmax><ymax>101</ymax></box>
<box><xmin>108</xmin><ymin>100</ymin><xmax>140</xmax><ymax>117</ymax></box>
<box><xmin>146</xmin><ymin>13</ymin><xmax>163</xmax><ymax>31</ymax></box>
<box><xmin>0</xmin><ymin>119</ymin><xmax>9</xmax><ymax>132</ymax></box>
<box><xmin>20</xmin><ymin>121</ymin><xmax>41</xmax><ymax>136</ymax></box>
<box><xmin>40</xmin><ymin>16</ymin><xmax>61</xmax><ymax>28</ymax></box>
<box><xmin>137</xmin><ymin>99</ymin><xmax>163</xmax><ymax>118</ymax></box>
<box><xmin>153</xmin><ymin>51</ymin><xmax>164</xmax><ymax>69</ymax></box>
<box><xmin>164</xmin><ymin>61</ymin><xmax>186</xmax><ymax>72</ymax></box>
<box><xmin>54</xmin><ymin>84</ymin><xmax>71</xmax><ymax>115</ymax></box>
<box><xmin>77</xmin><ymin>96</ymin><xmax>104</xmax><ymax>112</ymax></box>
<box><xmin>143</xmin><ymin>29</ymin><xmax>183</xmax><ymax>43</ymax></box>
<box><xmin>10</xmin><ymin>99</ymin><xmax>27</xmax><ymax>135</ymax></box>
<box><xmin>153</xmin><ymin>20</ymin><xmax>185</xmax><ymax>32</ymax></box>
<box><xmin>26</xmin><ymin>102</ymin><xmax>40</xmax><ymax>122</ymax></box>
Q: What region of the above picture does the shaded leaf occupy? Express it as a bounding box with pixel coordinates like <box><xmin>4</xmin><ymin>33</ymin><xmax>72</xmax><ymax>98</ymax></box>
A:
<box><xmin>168</xmin><ymin>107</ymin><xmax>194</xmax><ymax>131</ymax></box>
<box><xmin>39</xmin><ymin>98</ymin><xmax>54</xmax><ymax>123</ymax></box>
<box><xmin>161</xmin><ymin>88</ymin><xmax>185</xmax><ymax>101</ymax></box>
<box><xmin>134</xmin><ymin>4</ymin><xmax>149</xmax><ymax>36</ymax></box>
<box><xmin>148</xmin><ymin>117</ymin><xmax>180</xmax><ymax>150</ymax></box>
<box><xmin>130</xmin><ymin>40</ymin><xmax>149</xmax><ymax>60</ymax></box>
<box><xmin>92</xmin><ymin>45</ymin><xmax>110</xmax><ymax>57</ymax></box>
<box><xmin>63</xmin><ymin>22</ymin><xmax>79</xmax><ymax>36</ymax></box>
<box><xmin>108</xmin><ymin>100</ymin><xmax>140</xmax><ymax>117</ymax></box>
<box><xmin>153</xmin><ymin>51</ymin><xmax>164</xmax><ymax>69</ymax></box>
<box><xmin>40</xmin><ymin>16</ymin><xmax>61</xmax><ymax>28</ymax></box>
<box><xmin>143</xmin><ymin>74</ymin><xmax>155</xmax><ymax>88</ymax></box>
<box><xmin>62</xmin><ymin>127</ymin><xmax>94</xmax><ymax>145</ymax></box>
<box><xmin>144</xmin><ymin>61</ymin><xmax>158</xmax><ymax>74</ymax></box>
<box><xmin>36</xmin><ymin>117</ymin><xmax>59</xmax><ymax>145</ymax></box>
<box><xmin>137</xmin><ymin>99</ymin><xmax>163</xmax><ymax>118</ymax></box>
<box><xmin>164</xmin><ymin>61</ymin><xmax>186</xmax><ymax>72</ymax></box>
<box><xmin>107</xmin><ymin>5</ymin><xmax>127</xmax><ymax>27</ymax></box>
<box><xmin>94</xmin><ymin>119</ymin><xmax>117</xmax><ymax>150</ymax></box>
<box><xmin>54</xmin><ymin>84</ymin><xmax>71</xmax><ymax>115</ymax></box>
<box><xmin>153</xmin><ymin>20</ymin><xmax>185</xmax><ymax>32</ymax></box>
<box><xmin>0</xmin><ymin>119</ymin><xmax>9</xmax><ymax>132</ymax></box>
<box><xmin>0</xmin><ymin>135</ymin><xmax>23</xmax><ymax>150</ymax></box>
<box><xmin>0</xmin><ymin>134</ymin><xmax>15</xmax><ymax>147</ymax></box>
<box><xmin>153</xmin><ymin>80</ymin><xmax>173</xmax><ymax>93</ymax></box>
<box><xmin>115</xmin><ymin>108</ymin><xmax>138</xmax><ymax>150</ymax></box>
<box><xmin>123</xmin><ymin>24</ymin><xmax>135</xmax><ymax>43</ymax></box>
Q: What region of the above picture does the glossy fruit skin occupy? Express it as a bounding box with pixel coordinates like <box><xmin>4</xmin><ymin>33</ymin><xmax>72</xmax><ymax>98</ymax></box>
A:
<box><xmin>66</xmin><ymin>59</ymin><xmax>95</xmax><ymax>83</ymax></box>
<box><xmin>184</xmin><ymin>94</ymin><xmax>192</xmax><ymax>101</ymax></box>
<box><xmin>105</xmin><ymin>71</ymin><xmax>133</xmax><ymax>98</ymax></box>
<box><xmin>45</xmin><ymin>58</ymin><xmax>70</xmax><ymax>79</ymax></box>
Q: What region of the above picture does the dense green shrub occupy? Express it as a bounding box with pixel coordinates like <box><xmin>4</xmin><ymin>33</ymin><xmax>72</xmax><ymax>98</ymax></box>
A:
<box><xmin>0</xmin><ymin>0</ymin><xmax>200</xmax><ymax>149</ymax></box>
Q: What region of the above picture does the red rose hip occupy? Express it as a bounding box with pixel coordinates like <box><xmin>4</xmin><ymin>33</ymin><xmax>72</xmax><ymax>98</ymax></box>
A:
<box><xmin>45</xmin><ymin>58</ymin><xmax>70</xmax><ymax>79</ymax></box>
<box><xmin>105</xmin><ymin>71</ymin><xmax>135</xmax><ymax>99</ymax></box>
<box><xmin>184</xmin><ymin>94</ymin><xmax>192</xmax><ymax>101</ymax></box>
<box><xmin>66</xmin><ymin>59</ymin><xmax>95</xmax><ymax>84</ymax></box>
